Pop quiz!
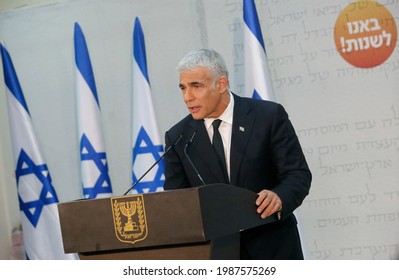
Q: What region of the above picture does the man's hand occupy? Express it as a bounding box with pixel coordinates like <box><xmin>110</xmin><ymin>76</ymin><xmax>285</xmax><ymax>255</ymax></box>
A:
<box><xmin>256</xmin><ymin>189</ymin><xmax>282</xmax><ymax>219</ymax></box>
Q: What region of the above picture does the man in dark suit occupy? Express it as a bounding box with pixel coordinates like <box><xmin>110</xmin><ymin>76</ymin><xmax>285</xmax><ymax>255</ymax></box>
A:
<box><xmin>163</xmin><ymin>49</ymin><xmax>311</xmax><ymax>259</ymax></box>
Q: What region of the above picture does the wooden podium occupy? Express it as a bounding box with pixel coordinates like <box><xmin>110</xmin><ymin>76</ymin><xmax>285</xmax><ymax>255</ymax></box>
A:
<box><xmin>58</xmin><ymin>184</ymin><xmax>277</xmax><ymax>260</ymax></box>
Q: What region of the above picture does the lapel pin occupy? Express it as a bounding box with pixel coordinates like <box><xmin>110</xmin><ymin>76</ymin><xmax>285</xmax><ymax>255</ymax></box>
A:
<box><xmin>239</xmin><ymin>126</ymin><xmax>245</xmax><ymax>132</ymax></box>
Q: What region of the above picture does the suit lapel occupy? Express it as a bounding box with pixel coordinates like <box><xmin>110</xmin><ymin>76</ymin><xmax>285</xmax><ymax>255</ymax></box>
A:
<box><xmin>187</xmin><ymin>119</ymin><xmax>228</xmax><ymax>184</ymax></box>
<box><xmin>230</xmin><ymin>95</ymin><xmax>254</xmax><ymax>186</ymax></box>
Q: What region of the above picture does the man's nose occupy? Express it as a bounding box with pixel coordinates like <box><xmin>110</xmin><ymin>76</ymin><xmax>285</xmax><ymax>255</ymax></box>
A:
<box><xmin>183</xmin><ymin>88</ymin><xmax>194</xmax><ymax>102</ymax></box>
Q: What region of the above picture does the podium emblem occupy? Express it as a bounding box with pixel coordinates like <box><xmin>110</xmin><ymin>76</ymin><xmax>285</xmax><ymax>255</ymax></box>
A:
<box><xmin>111</xmin><ymin>195</ymin><xmax>148</xmax><ymax>244</ymax></box>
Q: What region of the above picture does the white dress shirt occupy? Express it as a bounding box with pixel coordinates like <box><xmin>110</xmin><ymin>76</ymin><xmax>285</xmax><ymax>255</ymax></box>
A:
<box><xmin>203</xmin><ymin>91</ymin><xmax>234</xmax><ymax>180</ymax></box>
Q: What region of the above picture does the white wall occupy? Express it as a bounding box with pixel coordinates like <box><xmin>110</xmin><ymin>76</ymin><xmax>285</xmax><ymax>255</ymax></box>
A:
<box><xmin>0</xmin><ymin>0</ymin><xmax>398</xmax><ymax>260</ymax></box>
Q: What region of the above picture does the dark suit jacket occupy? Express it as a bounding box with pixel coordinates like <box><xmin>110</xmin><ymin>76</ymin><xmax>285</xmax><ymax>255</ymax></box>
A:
<box><xmin>163</xmin><ymin>93</ymin><xmax>312</xmax><ymax>259</ymax></box>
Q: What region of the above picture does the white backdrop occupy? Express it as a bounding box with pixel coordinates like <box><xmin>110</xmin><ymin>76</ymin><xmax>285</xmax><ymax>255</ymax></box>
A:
<box><xmin>0</xmin><ymin>0</ymin><xmax>398</xmax><ymax>259</ymax></box>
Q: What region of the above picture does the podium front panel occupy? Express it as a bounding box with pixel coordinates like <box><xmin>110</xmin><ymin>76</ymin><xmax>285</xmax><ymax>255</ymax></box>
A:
<box><xmin>58</xmin><ymin>188</ymin><xmax>206</xmax><ymax>254</ymax></box>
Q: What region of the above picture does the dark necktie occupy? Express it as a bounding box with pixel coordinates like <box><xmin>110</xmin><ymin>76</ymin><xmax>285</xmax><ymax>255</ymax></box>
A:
<box><xmin>212</xmin><ymin>119</ymin><xmax>229</xmax><ymax>183</ymax></box>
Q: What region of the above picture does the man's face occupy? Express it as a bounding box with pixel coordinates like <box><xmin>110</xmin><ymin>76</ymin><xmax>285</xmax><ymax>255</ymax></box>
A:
<box><xmin>179</xmin><ymin>67</ymin><xmax>227</xmax><ymax>120</ymax></box>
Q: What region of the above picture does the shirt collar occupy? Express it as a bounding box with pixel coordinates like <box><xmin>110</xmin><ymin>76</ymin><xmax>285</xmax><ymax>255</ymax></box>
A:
<box><xmin>204</xmin><ymin>91</ymin><xmax>234</xmax><ymax>129</ymax></box>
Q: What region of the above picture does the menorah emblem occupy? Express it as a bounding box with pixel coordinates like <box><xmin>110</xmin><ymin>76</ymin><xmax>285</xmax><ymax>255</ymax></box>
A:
<box><xmin>111</xmin><ymin>195</ymin><xmax>148</xmax><ymax>244</ymax></box>
<box><xmin>119</xmin><ymin>201</ymin><xmax>139</xmax><ymax>232</ymax></box>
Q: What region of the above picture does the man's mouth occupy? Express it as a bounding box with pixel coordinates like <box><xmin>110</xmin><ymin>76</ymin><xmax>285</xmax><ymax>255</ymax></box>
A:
<box><xmin>188</xmin><ymin>106</ymin><xmax>200</xmax><ymax>113</ymax></box>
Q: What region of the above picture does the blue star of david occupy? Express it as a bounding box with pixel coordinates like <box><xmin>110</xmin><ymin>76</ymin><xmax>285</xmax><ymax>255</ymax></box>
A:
<box><xmin>132</xmin><ymin>127</ymin><xmax>164</xmax><ymax>193</ymax></box>
<box><xmin>252</xmin><ymin>89</ymin><xmax>262</xmax><ymax>100</ymax></box>
<box><xmin>80</xmin><ymin>134</ymin><xmax>112</xmax><ymax>198</ymax></box>
<box><xmin>15</xmin><ymin>149</ymin><xmax>59</xmax><ymax>228</ymax></box>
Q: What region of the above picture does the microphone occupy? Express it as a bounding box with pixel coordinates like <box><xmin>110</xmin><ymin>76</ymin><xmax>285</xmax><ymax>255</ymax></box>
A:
<box><xmin>123</xmin><ymin>134</ymin><xmax>183</xmax><ymax>195</ymax></box>
<box><xmin>183</xmin><ymin>130</ymin><xmax>206</xmax><ymax>186</ymax></box>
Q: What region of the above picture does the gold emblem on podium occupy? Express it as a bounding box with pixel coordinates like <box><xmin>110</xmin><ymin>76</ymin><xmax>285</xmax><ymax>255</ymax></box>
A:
<box><xmin>111</xmin><ymin>195</ymin><xmax>148</xmax><ymax>244</ymax></box>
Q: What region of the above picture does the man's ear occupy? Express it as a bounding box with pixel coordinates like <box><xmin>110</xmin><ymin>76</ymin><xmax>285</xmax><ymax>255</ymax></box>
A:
<box><xmin>217</xmin><ymin>76</ymin><xmax>228</xmax><ymax>93</ymax></box>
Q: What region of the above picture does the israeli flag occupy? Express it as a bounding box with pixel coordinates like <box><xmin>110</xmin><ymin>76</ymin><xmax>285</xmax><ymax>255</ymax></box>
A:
<box><xmin>131</xmin><ymin>17</ymin><xmax>164</xmax><ymax>193</ymax></box>
<box><xmin>243</xmin><ymin>0</ymin><xmax>275</xmax><ymax>101</ymax></box>
<box><xmin>1</xmin><ymin>43</ymin><xmax>77</xmax><ymax>259</ymax></box>
<box><xmin>74</xmin><ymin>23</ymin><xmax>113</xmax><ymax>199</ymax></box>
<box><xmin>244</xmin><ymin>0</ymin><xmax>309</xmax><ymax>257</ymax></box>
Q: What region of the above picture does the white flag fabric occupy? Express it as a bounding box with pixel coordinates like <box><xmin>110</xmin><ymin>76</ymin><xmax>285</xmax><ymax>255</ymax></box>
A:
<box><xmin>74</xmin><ymin>22</ymin><xmax>113</xmax><ymax>199</ymax></box>
<box><xmin>243</xmin><ymin>0</ymin><xmax>275</xmax><ymax>101</ymax></box>
<box><xmin>131</xmin><ymin>17</ymin><xmax>165</xmax><ymax>193</ymax></box>
<box><xmin>1</xmin><ymin>43</ymin><xmax>77</xmax><ymax>260</ymax></box>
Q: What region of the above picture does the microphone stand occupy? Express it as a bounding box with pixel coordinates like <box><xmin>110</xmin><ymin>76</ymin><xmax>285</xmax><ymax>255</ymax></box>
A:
<box><xmin>123</xmin><ymin>135</ymin><xmax>182</xmax><ymax>195</ymax></box>
<box><xmin>183</xmin><ymin>130</ymin><xmax>206</xmax><ymax>186</ymax></box>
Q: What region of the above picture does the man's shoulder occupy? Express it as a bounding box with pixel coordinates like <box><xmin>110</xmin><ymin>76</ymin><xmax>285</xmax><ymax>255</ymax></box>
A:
<box><xmin>233</xmin><ymin>93</ymin><xmax>282</xmax><ymax>113</ymax></box>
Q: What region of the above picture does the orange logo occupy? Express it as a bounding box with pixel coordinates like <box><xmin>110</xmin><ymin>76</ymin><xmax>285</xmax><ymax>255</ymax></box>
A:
<box><xmin>334</xmin><ymin>1</ymin><xmax>397</xmax><ymax>68</ymax></box>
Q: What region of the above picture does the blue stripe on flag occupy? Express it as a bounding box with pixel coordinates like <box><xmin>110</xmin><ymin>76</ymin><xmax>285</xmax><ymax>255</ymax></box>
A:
<box><xmin>74</xmin><ymin>22</ymin><xmax>100</xmax><ymax>106</ymax></box>
<box><xmin>252</xmin><ymin>89</ymin><xmax>262</xmax><ymax>100</ymax></box>
<box><xmin>133</xmin><ymin>17</ymin><xmax>150</xmax><ymax>84</ymax></box>
<box><xmin>243</xmin><ymin>0</ymin><xmax>265</xmax><ymax>50</ymax></box>
<box><xmin>0</xmin><ymin>44</ymin><xmax>30</xmax><ymax>115</ymax></box>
